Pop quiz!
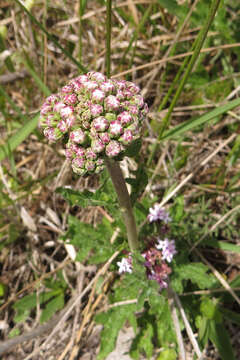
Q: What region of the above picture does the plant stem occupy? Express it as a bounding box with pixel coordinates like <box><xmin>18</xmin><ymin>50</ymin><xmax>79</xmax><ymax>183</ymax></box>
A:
<box><xmin>78</xmin><ymin>0</ymin><xmax>83</xmax><ymax>64</ymax></box>
<box><xmin>106</xmin><ymin>0</ymin><xmax>112</xmax><ymax>78</ymax></box>
<box><xmin>105</xmin><ymin>158</ymin><xmax>139</xmax><ymax>252</ymax></box>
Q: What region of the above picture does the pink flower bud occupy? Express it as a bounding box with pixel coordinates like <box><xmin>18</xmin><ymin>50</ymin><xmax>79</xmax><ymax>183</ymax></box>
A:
<box><xmin>72</xmin><ymin>144</ymin><xmax>85</xmax><ymax>157</ymax></box>
<box><xmin>105</xmin><ymin>95</ymin><xmax>120</xmax><ymax>111</ymax></box>
<box><xmin>54</xmin><ymin>101</ymin><xmax>65</xmax><ymax>113</ymax></box>
<box><xmin>63</xmin><ymin>94</ymin><xmax>78</xmax><ymax>105</ymax></box>
<box><xmin>65</xmin><ymin>148</ymin><xmax>73</xmax><ymax>159</ymax></box>
<box><xmin>70</xmin><ymin>129</ymin><xmax>86</xmax><ymax>144</ymax></box>
<box><xmin>44</xmin><ymin>127</ymin><xmax>62</xmax><ymax>141</ymax></box>
<box><xmin>105</xmin><ymin>140</ymin><xmax>122</xmax><ymax>157</ymax></box>
<box><xmin>81</xmin><ymin>109</ymin><xmax>92</xmax><ymax>122</ymax></box>
<box><xmin>91</xmin><ymin>139</ymin><xmax>105</xmax><ymax>153</ymax></box>
<box><xmin>119</xmin><ymin>129</ymin><xmax>133</xmax><ymax>145</ymax></box>
<box><xmin>109</xmin><ymin>121</ymin><xmax>123</xmax><ymax>138</ymax></box>
<box><xmin>117</xmin><ymin>111</ymin><xmax>133</xmax><ymax>126</ymax></box>
<box><xmin>100</xmin><ymin>81</ymin><xmax>115</xmax><ymax>94</ymax></box>
<box><xmin>72</xmin><ymin>157</ymin><xmax>85</xmax><ymax>169</ymax></box>
<box><xmin>65</xmin><ymin>115</ymin><xmax>76</xmax><ymax>128</ymax></box>
<box><xmin>128</xmin><ymin>105</ymin><xmax>138</xmax><ymax>115</ymax></box>
<box><xmin>46</xmin><ymin>94</ymin><xmax>59</xmax><ymax>104</ymax></box>
<box><xmin>85</xmin><ymin>160</ymin><xmax>96</xmax><ymax>172</ymax></box>
<box><xmin>92</xmin><ymin>116</ymin><xmax>109</xmax><ymax>132</ymax></box>
<box><xmin>40</xmin><ymin>104</ymin><xmax>52</xmax><ymax>116</ymax></box>
<box><xmin>88</xmin><ymin>71</ymin><xmax>106</xmax><ymax>82</ymax></box>
<box><xmin>98</xmin><ymin>132</ymin><xmax>110</xmax><ymax>144</ymax></box>
<box><xmin>84</xmin><ymin>81</ymin><xmax>98</xmax><ymax>91</ymax></box>
<box><xmin>90</xmin><ymin>103</ymin><xmax>103</xmax><ymax>117</ymax></box>
<box><xmin>61</xmin><ymin>84</ymin><xmax>73</xmax><ymax>94</ymax></box>
<box><xmin>60</xmin><ymin>105</ymin><xmax>74</xmax><ymax>119</ymax></box>
<box><xmin>132</xmin><ymin>94</ymin><xmax>144</xmax><ymax>108</ymax></box>
<box><xmin>85</xmin><ymin>149</ymin><xmax>97</xmax><ymax>160</ymax></box>
<box><xmin>57</xmin><ymin>120</ymin><xmax>68</xmax><ymax>132</ymax></box>
<box><xmin>116</xmin><ymin>80</ymin><xmax>127</xmax><ymax>90</ymax></box>
<box><xmin>76</xmin><ymin>74</ymin><xmax>88</xmax><ymax>84</ymax></box>
<box><xmin>126</xmin><ymin>82</ymin><xmax>140</xmax><ymax>94</ymax></box>
<box><xmin>91</xmin><ymin>89</ymin><xmax>105</xmax><ymax>102</ymax></box>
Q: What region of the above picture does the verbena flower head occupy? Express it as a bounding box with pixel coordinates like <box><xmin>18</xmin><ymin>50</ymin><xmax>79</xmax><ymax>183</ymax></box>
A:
<box><xmin>148</xmin><ymin>204</ymin><xmax>172</xmax><ymax>223</ymax></box>
<box><xmin>117</xmin><ymin>237</ymin><xmax>176</xmax><ymax>290</ymax></box>
<box><xmin>156</xmin><ymin>238</ymin><xmax>177</xmax><ymax>263</ymax></box>
<box><xmin>39</xmin><ymin>72</ymin><xmax>148</xmax><ymax>176</ymax></box>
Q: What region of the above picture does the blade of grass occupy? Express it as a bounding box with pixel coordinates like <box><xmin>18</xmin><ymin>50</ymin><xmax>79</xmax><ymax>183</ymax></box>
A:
<box><xmin>21</xmin><ymin>53</ymin><xmax>51</xmax><ymax>96</ymax></box>
<box><xmin>0</xmin><ymin>85</ymin><xmax>24</xmax><ymax>118</ymax></box>
<box><xmin>161</xmin><ymin>97</ymin><xmax>240</xmax><ymax>141</ymax></box>
<box><xmin>14</xmin><ymin>0</ymin><xmax>87</xmax><ymax>73</ymax></box>
<box><xmin>0</xmin><ymin>114</ymin><xmax>39</xmax><ymax>161</ymax></box>
<box><xmin>148</xmin><ymin>0</ymin><xmax>221</xmax><ymax>165</ymax></box>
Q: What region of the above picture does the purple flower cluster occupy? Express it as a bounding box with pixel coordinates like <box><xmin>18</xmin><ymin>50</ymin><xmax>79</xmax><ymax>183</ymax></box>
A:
<box><xmin>117</xmin><ymin>238</ymin><xmax>176</xmax><ymax>290</ymax></box>
<box><xmin>39</xmin><ymin>72</ymin><xmax>148</xmax><ymax>176</ymax></box>
<box><xmin>148</xmin><ymin>204</ymin><xmax>171</xmax><ymax>223</ymax></box>
<box><xmin>117</xmin><ymin>204</ymin><xmax>176</xmax><ymax>290</ymax></box>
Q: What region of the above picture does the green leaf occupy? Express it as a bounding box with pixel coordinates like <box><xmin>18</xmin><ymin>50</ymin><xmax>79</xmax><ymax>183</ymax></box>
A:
<box><xmin>200</xmin><ymin>298</ymin><xmax>222</xmax><ymax>322</ymax></box>
<box><xmin>95</xmin><ymin>305</ymin><xmax>137</xmax><ymax>360</ymax></box>
<box><xmin>40</xmin><ymin>293</ymin><xmax>64</xmax><ymax>323</ymax></box>
<box><xmin>173</xmin><ymin>263</ymin><xmax>216</xmax><ymax>291</ymax></box>
<box><xmin>221</xmin><ymin>307</ymin><xmax>240</xmax><ymax>326</ymax></box>
<box><xmin>66</xmin><ymin>215</ymin><xmax>114</xmax><ymax>263</ymax></box>
<box><xmin>208</xmin><ymin>239</ymin><xmax>240</xmax><ymax>253</ymax></box>
<box><xmin>209</xmin><ymin>320</ymin><xmax>236</xmax><ymax>360</ymax></box>
<box><xmin>157</xmin><ymin>349</ymin><xmax>177</xmax><ymax>360</ymax></box>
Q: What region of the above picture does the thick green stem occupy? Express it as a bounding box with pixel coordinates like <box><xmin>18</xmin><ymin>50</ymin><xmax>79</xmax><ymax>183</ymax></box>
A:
<box><xmin>105</xmin><ymin>158</ymin><xmax>139</xmax><ymax>252</ymax></box>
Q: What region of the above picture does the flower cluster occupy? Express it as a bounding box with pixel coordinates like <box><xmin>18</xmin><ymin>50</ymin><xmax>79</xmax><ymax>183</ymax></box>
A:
<box><xmin>117</xmin><ymin>204</ymin><xmax>176</xmax><ymax>290</ymax></box>
<box><xmin>148</xmin><ymin>203</ymin><xmax>171</xmax><ymax>223</ymax></box>
<box><xmin>39</xmin><ymin>72</ymin><xmax>148</xmax><ymax>176</ymax></box>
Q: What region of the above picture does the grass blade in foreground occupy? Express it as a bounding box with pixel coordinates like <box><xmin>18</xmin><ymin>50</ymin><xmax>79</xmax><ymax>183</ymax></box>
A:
<box><xmin>0</xmin><ymin>114</ymin><xmax>39</xmax><ymax>161</ymax></box>
<box><xmin>161</xmin><ymin>97</ymin><xmax>240</xmax><ymax>141</ymax></box>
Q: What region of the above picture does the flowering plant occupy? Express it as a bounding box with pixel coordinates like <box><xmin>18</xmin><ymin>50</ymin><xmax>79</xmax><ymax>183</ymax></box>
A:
<box><xmin>39</xmin><ymin>71</ymin><xmax>148</xmax><ymax>176</ymax></box>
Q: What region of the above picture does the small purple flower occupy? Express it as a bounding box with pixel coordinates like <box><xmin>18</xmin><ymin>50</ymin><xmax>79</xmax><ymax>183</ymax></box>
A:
<box><xmin>156</xmin><ymin>238</ymin><xmax>177</xmax><ymax>263</ymax></box>
<box><xmin>76</xmin><ymin>74</ymin><xmax>88</xmax><ymax>84</ymax></box>
<box><xmin>117</xmin><ymin>257</ymin><xmax>132</xmax><ymax>274</ymax></box>
<box><xmin>117</xmin><ymin>80</ymin><xmax>127</xmax><ymax>90</ymax></box>
<box><xmin>105</xmin><ymin>140</ymin><xmax>122</xmax><ymax>157</ymax></box>
<box><xmin>148</xmin><ymin>204</ymin><xmax>172</xmax><ymax>223</ymax></box>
